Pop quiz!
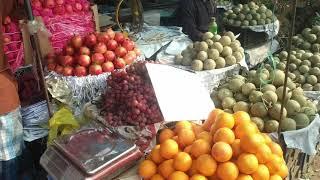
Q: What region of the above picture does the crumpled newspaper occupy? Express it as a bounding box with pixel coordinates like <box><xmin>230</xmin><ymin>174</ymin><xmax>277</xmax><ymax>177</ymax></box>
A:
<box><xmin>235</xmin><ymin>20</ymin><xmax>280</xmax><ymax>39</ymax></box>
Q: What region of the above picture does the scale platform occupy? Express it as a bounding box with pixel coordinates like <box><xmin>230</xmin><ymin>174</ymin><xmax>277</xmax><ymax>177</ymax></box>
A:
<box><xmin>40</xmin><ymin>123</ymin><xmax>142</xmax><ymax>180</ymax></box>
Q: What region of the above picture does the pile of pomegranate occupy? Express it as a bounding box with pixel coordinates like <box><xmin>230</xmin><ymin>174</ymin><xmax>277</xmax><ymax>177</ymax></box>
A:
<box><xmin>31</xmin><ymin>0</ymin><xmax>91</xmax><ymax>17</ymax></box>
<box><xmin>103</xmin><ymin>62</ymin><xmax>163</xmax><ymax>127</ymax></box>
<box><xmin>47</xmin><ymin>29</ymin><xmax>141</xmax><ymax>77</ymax></box>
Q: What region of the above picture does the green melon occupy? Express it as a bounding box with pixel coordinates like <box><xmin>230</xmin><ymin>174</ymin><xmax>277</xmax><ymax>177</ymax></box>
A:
<box><xmin>264</xmin><ymin>120</ymin><xmax>279</xmax><ymax>133</ymax></box>
<box><xmin>268</xmin><ymin>103</ymin><xmax>287</xmax><ymax>121</ymax></box>
<box><xmin>191</xmin><ymin>60</ymin><xmax>204</xmax><ymax>71</ymax></box>
<box><xmin>249</xmin><ymin>90</ymin><xmax>263</xmax><ymax>103</ymax></box>
<box><xmin>302</xmin><ymin>83</ymin><xmax>313</xmax><ymax>91</ymax></box>
<box><xmin>215</xmin><ymin>57</ymin><xmax>226</xmax><ymax>68</ymax></box>
<box><xmin>217</xmin><ymin>88</ymin><xmax>233</xmax><ymax>101</ymax></box>
<box><xmin>251</xmin><ymin>117</ymin><xmax>264</xmax><ymax>131</ymax></box>
<box><xmin>280</xmin><ymin>118</ymin><xmax>296</xmax><ymax>131</ymax></box>
<box><xmin>293</xmin><ymin>113</ymin><xmax>310</xmax><ymax>129</ymax></box>
<box><xmin>234</xmin><ymin>93</ymin><xmax>247</xmax><ymax>102</ymax></box>
<box><xmin>250</xmin><ymin>102</ymin><xmax>268</xmax><ymax>118</ymax></box>
<box><xmin>285</xmin><ymin>99</ymin><xmax>301</xmax><ymax>116</ymax></box>
<box><xmin>222</xmin><ymin>97</ymin><xmax>236</xmax><ymax>109</ymax></box>
<box><xmin>228</xmin><ymin>78</ymin><xmax>245</xmax><ymax>92</ymax></box>
<box><xmin>203</xmin><ymin>59</ymin><xmax>216</xmax><ymax>70</ymax></box>
<box><xmin>233</xmin><ymin>101</ymin><xmax>250</xmax><ymax>112</ymax></box>
<box><xmin>241</xmin><ymin>82</ymin><xmax>256</xmax><ymax>95</ymax></box>
<box><xmin>276</xmin><ymin>86</ymin><xmax>292</xmax><ymax>101</ymax></box>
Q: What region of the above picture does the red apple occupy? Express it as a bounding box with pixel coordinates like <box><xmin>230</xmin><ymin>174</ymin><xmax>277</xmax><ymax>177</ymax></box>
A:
<box><xmin>78</xmin><ymin>55</ymin><xmax>91</xmax><ymax>67</ymax></box>
<box><xmin>123</xmin><ymin>54</ymin><xmax>135</xmax><ymax>65</ymax></box>
<box><xmin>107</xmin><ymin>40</ymin><xmax>118</xmax><ymax>51</ymax></box>
<box><xmin>104</xmin><ymin>50</ymin><xmax>116</xmax><ymax>62</ymax></box>
<box><xmin>63</xmin><ymin>66</ymin><xmax>74</xmax><ymax>76</ymax></box>
<box><xmin>106</xmin><ymin>28</ymin><xmax>115</xmax><ymax>39</ymax></box>
<box><xmin>64</xmin><ymin>46</ymin><xmax>74</xmax><ymax>55</ymax></box>
<box><xmin>94</xmin><ymin>42</ymin><xmax>107</xmax><ymax>54</ymax></box>
<box><xmin>91</xmin><ymin>53</ymin><xmax>105</xmax><ymax>64</ymax></box>
<box><xmin>74</xmin><ymin>66</ymin><xmax>87</xmax><ymax>77</ymax></box>
<box><xmin>114</xmin><ymin>58</ymin><xmax>126</xmax><ymax>69</ymax></box>
<box><xmin>97</xmin><ymin>32</ymin><xmax>110</xmax><ymax>43</ymax></box>
<box><xmin>3</xmin><ymin>16</ymin><xmax>11</xmax><ymax>25</ymax></box>
<box><xmin>134</xmin><ymin>48</ymin><xmax>141</xmax><ymax>56</ymax></box>
<box><xmin>71</xmin><ymin>35</ymin><xmax>83</xmax><ymax>49</ymax></box>
<box><xmin>79</xmin><ymin>46</ymin><xmax>90</xmax><ymax>55</ymax></box>
<box><xmin>60</xmin><ymin>55</ymin><xmax>74</xmax><ymax>66</ymax></box>
<box><xmin>85</xmin><ymin>33</ymin><xmax>97</xmax><ymax>47</ymax></box>
<box><xmin>89</xmin><ymin>64</ymin><xmax>103</xmax><ymax>75</ymax></box>
<box><xmin>102</xmin><ymin>61</ymin><xmax>114</xmax><ymax>72</ymax></box>
<box><xmin>114</xmin><ymin>32</ymin><xmax>125</xmax><ymax>44</ymax></box>
<box><xmin>47</xmin><ymin>63</ymin><xmax>56</xmax><ymax>71</ymax></box>
<box><xmin>55</xmin><ymin>65</ymin><xmax>64</xmax><ymax>74</ymax></box>
<box><xmin>115</xmin><ymin>46</ymin><xmax>127</xmax><ymax>57</ymax></box>
<box><xmin>122</xmin><ymin>39</ymin><xmax>135</xmax><ymax>51</ymax></box>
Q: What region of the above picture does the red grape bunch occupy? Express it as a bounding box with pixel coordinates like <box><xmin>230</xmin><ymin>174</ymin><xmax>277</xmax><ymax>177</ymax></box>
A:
<box><xmin>103</xmin><ymin>62</ymin><xmax>163</xmax><ymax>127</ymax></box>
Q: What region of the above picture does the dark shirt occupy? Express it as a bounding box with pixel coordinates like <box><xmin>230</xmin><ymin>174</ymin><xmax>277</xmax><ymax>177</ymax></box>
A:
<box><xmin>174</xmin><ymin>0</ymin><xmax>215</xmax><ymax>41</ymax></box>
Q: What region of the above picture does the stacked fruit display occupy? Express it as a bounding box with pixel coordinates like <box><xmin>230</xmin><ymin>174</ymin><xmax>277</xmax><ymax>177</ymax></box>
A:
<box><xmin>216</xmin><ymin>0</ymin><xmax>232</xmax><ymax>6</ymax></box>
<box><xmin>272</xmin><ymin>50</ymin><xmax>320</xmax><ymax>91</ymax></box>
<box><xmin>47</xmin><ymin>29</ymin><xmax>141</xmax><ymax>76</ymax></box>
<box><xmin>175</xmin><ymin>31</ymin><xmax>244</xmax><ymax>71</ymax></box>
<box><xmin>103</xmin><ymin>62</ymin><xmax>163</xmax><ymax>127</ymax></box>
<box><xmin>292</xmin><ymin>26</ymin><xmax>320</xmax><ymax>53</ymax></box>
<box><xmin>138</xmin><ymin>110</ymin><xmax>288</xmax><ymax>180</ymax></box>
<box><xmin>223</xmin><ymin>1</ymin><xmax>276</xmax><ymax>27</ymax></box>
<box><xmin>212</xmin><ymin>69</ymin><xmax>317</xmax><ymax>133</ymax></box>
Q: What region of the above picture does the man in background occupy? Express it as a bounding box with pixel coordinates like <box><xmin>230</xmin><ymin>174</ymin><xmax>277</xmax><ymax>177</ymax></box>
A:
<box><xmin>0</xmin><ymin>0</ymin><xmax>24</xmax><ymax>179</ymax></box>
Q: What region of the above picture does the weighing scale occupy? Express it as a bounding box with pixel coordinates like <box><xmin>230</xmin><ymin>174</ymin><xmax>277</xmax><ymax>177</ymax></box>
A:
<box><xmin>40</xmin><ymin>122</ymin><xmax>142</xmax><ymax>180</ymax></box>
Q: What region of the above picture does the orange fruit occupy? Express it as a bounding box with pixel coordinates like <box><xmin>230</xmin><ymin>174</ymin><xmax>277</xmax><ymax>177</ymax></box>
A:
<box><xmin>235</xmin><ymin>122</ymin><xmax>258</xmax><ymax>139</ymax></box>
<box><xmin>208</xmin><ymin>174</ymin><xmax>221</xmax><ymax>180</ymax></box>
<box><xmin>268</xmin><ymin>142</ymin><xmax>283</xmax><ymax>157</ymax></box>
<box><xmin>150</xmin><ymin>145</ymin><xmax>164</xmax><ymax>164</ymax></box>
<box><xmin>233</xmin><ymin>111</ymin><xmax>251</xmax><ymax>126</ymax></box>
<box><xmin>168</xmin><ymin>171</ymin><xmax>189</xmax><ymax>180</ymax></box>
<box><xmin>178</xmin><ymin>128</ymin><xmax>196</xmax><ymax>147</ymax></box>
<box><xmin>172</xmin><ymin>136</ymin><xmax>179</xmax><ymax>143</ymax></box>
<box><xmin>160</xmin><ymin>139</ymin><xmax>179</xmax><ymax>159</ymax></box>
<box><xmin>255</xmin><ymin>143</ymin><xmax>272</xmax><ymax>164</ymax></box>
<box><xmin>276</xmin><ymin>162</ymin><xmax>288</xmax><ymax>178</ymax></box>
<box><xmin>269</xmin><ymin>174</ymin><xmax>282</xmax><ymax>180</ymax></box>
<box><xmin>158</xmin><ymin>159</ymin><xmax>175</xmax><ymax>178</ymax></box>
<box><xmin>211</xmin><ymin>142</ymin><xmax>233</xmax><ymax>162</ymax></box>
<box><xmin>203</xmin><ymin>109</ymin><xmax>224</xmax><ymax>131</ymax></box>
<box><xmin>251</xmin><ymin>164</ymin><xmax>270</xmax><ymax>180</ymax></box>
<box><xmin>159</xmin><ymin>128</ymin><xmax>175</xmax><ymax>143</ymax></box>
<box><xmin>196</xmin><ymin>131</ymin><xmax>213</xmax><ymax>143</ymax></box>
<box><xmin>173</xmin><ymin>152</ymin><xmax>192</xmax><ymax>172</ymax></box>
<box><xmin>151</xmin><ymin>174</ymin><xmax>165</xmax><ymax>180</ymax></box>
<box><xmin>261</xmin><ymin>133</ymin><xmax>272</xmax><ymax>144</ymax></box>
<box><xmin>236</xmin><ymin>153</ymin><xmax>259</xmax><ymax>174</ymax></box>
<box><xmin>188</xmin><ymin>162</ymin><xmax>198</xmax><ymax>176</ymax></box>
<box><xmin>175</xmin><ymin>121</ymin><xmax>193</xmax><ymax>133</ymax></box>
<box><xmin>231</xmin><ymin>139</ymin><xmax>242</xmax><ymax>158</ymax></box>
<box><xmin>184</xmin><ymin>145</ymin><xmax>192</xmax><ymax>154</ymax></box>
<box><xmin>265</xmin><ymin>154</ymin><xmax>283</xmax><ymax>174</ymax></box>
<box><xmin>138</xmin><ymin>160</ymin><xmax>157</xmax><ymax>179</ymax></box>
<box><xmin>215</xmin><ymin>112</ymin><xmax>235</xmax><ymax>129</ymax></box>
<box><xmin>192</xmin><ymin>123</ymin><xmax>204</xmax><ymax>135</ymax></box>
<box><xmin>190</xmin><ymin>139</ymin><xmax>211</xmax><ymax>158</ymax></box>
<box><xmin>217</xmin><ymin>161</ymin><xmax>239</xmax><ymax>180</ymax></box>
<box><xmin>213</xmin><ymin>127</ymin><xmax>235</xmax><ymax>144</ymax></box>
<box><xmin>195</xmin><ymin>154</ymin><xmax>217</xmax><ymax>176</ymax></box>
<box><xmin>240</xmin><ymin>133</ymin><xmax>264</xmax><ymax>153</ymax></box>
<box><xmin>236</xmin><ymin>174</ymin><xmax>253</xmax><ymax>180</ymax></box>
<box><xmin>191</xmin><ymin>174</ymin><xmax>208</xmax><ymax>180</ymax></box>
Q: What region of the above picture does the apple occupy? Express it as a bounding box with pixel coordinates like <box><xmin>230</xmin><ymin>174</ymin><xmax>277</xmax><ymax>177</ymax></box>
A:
<box><xmin>79</xmin><ymin>46</ymin><xmax>90</xmax><ymax>55</ymax></box>
<box><xmin>94</xmin><ymin>42</ymin><xmax>107</xmax><ymax>54</ymax></box>
<box><xmin>97</xmin><ymin>32</ymin><xmax>110</xmax><ymax>43</ymax></box>
<box><xmin>123</xmin><ymin>54</ymin><xmax>135</xmax><ymax>65</ymax></box>
<box><xmin>55</xmin><ymin>65</ymin><xmax>64</xmax><ymax>74</ymax></box>
<box><xmin>47</xmin><ymin>63</ymin><xmax>56</xmax><ymax>71</ymax></box>
<box><xmin>71</xmin><ymin>35</ymin><xmax>83</xmax><ymax>49</ymax></box>
<box><xmin>106</xmin><ymin>28</ymin><xmax>115</xmax><ymax>39</ymax></box>
<box><xmin>89</xmin><ymin>64</ymin><xmax>103</xmax><ymax>75</ymax></box>
<box><xmin>78</xmin><ymin>55</ymin><xmax>91</xmax><ymax>67</ymax></box>
<box><xmin>85</xmin><ymin>33</ymin><xmax>97</xmax><ymax>47</ymax></box>
<box><xmin>64</xmin><ymin>46</ymin><xmax>74</xmax><ymax>55</ymax></box>
<box><xmin>122</xmin><ymin>39</ymin><xmax>135</xmax><ymax>51</ymax></box>
<box><xmin>63</xmin><ymin>66</ymin><xmax>74</xmax><ymax>76</ymax></box>
<box><xmin>104</xmin><ymin>51</ymin><xmax>116</xmax><ymax>62</ymax></box>
<box><xmin>114</xmin><ymin>58</ymin><xmax>126</xmax><ymax>69</ymax></box>
<box><xmin>115</xmin><ymin>47</ymin><xmax>127</xmax><ymax>57</ymax></box>
<box><xmin>102</xmin><ymin>62</ymin><xmax>114</xmax><ymax>72</ymax></box>
<box><xmin>60</xmin><ymin>55</ymin><xmax>74</xmax><ymax>66</ymax></box>
<box><xmin>107</xmin><ymin>40</ymin><xmax>118</xmax><ymax>51</ymax></box>
<box><xmin>91</xmin><ymin>53</ymin><xmax>105</xmax><ymax>64</ymax></box>
<box><xmin>74</xmin><ymin>66</ymin><xmax>87</xmax><ymax>77</ymax></box>
<box><xmin>114</xmin><ymin>32</ymin><xmax>125</xmax><ymax>44</ymax></box>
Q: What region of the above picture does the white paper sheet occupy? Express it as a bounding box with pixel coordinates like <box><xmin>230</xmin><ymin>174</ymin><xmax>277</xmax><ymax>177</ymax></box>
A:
<box><xmin>146</xmin><ymin>64</ymin><xmax>215</xmax><ymax>122</ymax></box>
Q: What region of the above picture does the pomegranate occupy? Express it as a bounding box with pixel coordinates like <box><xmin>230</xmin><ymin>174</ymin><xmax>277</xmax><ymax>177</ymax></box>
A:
<box><xmin>3</xmin><ymin>16</ymin><xmax>11</xmax><ymax>25</ymax></box>
<box><xmin>127</xmin><ymin>51</ymin><xmax>137</xmax><ymax>59</ymax></box>
<box><xmin>73</xmin><ymin>3</ymin><xmax>82</xmax><ymax>12</ymax></box>
<box><xmin>122</xmin><ymin>39</ymin><xmax>135</xmax><ymax>51</ymax></box>
<box><xmin>41</xmin><ymin>8</ymin><xmax>54</xmax><ymax>17</ymax></box>
<box><xmin>97</xmin><ymin>32</ymin><xmax>110</xmax><ymax>43</ymax></box>
<box><xmin>91</xmin><ymin>53</ymin><xmax>105</xmax><ymax>64</ymax></box>
<box><xmin>107</xmin><ymin>40</ymin><xmax>118</xmax><ymax>51</ymax></box>
<box><xmin>47</xmin><ymin>57</ymin><xmax>56</xmax><ymax>64</ymax></box>
<box><xmin>106</xmin><ymin>28</ymin><xmax>115</xmax><ymax>39</ymax></box>
<box><xmin>47</xmin><ymin>63</ymin><xmax>56</xmax><ymax>71</ymax></box>
<box><xmin>32</xmin><ymin>1</ymin><xmax>42</xmax><ymax>10</ymax></box>
<box><xmin>78</xmin><ymin>46</ymin><xmax>90</xmax><ymax>55</ymax></box>
<box><xmin>102</xmin><ymin>62</ymin><xmax>114</xmax><ymax>72</ymax></box>
<box><xmin>89</xmin><ymin>64</ymin><xmax>103</xmax><ymax>75</ymax></box>
<box><xmin>55</xmin><ymin>65</ymin><xmax>64</xmax><ymax>74</ymax></box>
<box><xmin>64</xmin><ymin>46</ymin><xmax>74</xmax><ymax>55</ymax></box>
<box><xmin>71</xmin><ymin>35</ymin><xmax>83</xmax><ymax>49</ymax></box>
<box><xmin>85</xmin><ymin>33</ymin><xmax>97</xmax><ymax>47</ymax></box>
<box><xmin>123</xmin><ymin>54</ymin><xmax>135</xmax><ymax>65</ymax></box>
<box><xmin>65</xmin><ymin>4</ymin><xmax>73</xmax><ymax>13</ymax></box>
<box><xmin>63</xmin><ymin>66</ymin><xmax>74</xmax><ymax>76</ymax></box>
<box><xmin>114</xmin><ymin>32</ymin><xmax>125</xmax><ymax>44</ymax></box>
<box><xmin>33</xmin><ymin>10</ymin><xmax>41</xmax><ymax>16</ymax></box>
<box><xmin>60</xmin><ymin>55</ymin><xmax>74</xmax><ymax>66</ymax></box>
<box><xmin>3</xmin><ymin>35</ymin><xmax>11</xmax><ymax>43</ymax></box>
<box><xmin>55</xmin><ymin>0</ymin><xmax>64</xmax><ymax>5</ymax></box>
<box><xmin>78</xmin><ymin>55</ymin><xmax>91</xmax><ymax>67</ymax></box>
<box><xmin>44</xmin><ymin>0</ymin><xmax>55</xmax><ymax>8</ymax></box>
<box><xmin>74</xmin><ymin>66</ymin><xmax>87</xmax><ymax>77</ymax></box>
<box><xmin>114</xmin><ymin>58</ymin><xmax>126</xmax><ymax>69</ymax></box>
<box><xmin>82</xmin><ymin>2</ymin><xmax>90</xmax><ymax>11</ymax></box>
<box><xmin>134</xmin><ymin>48</ymin><xmax>141</xmax><ymax>56</ymax></box>
<box><xmin>53</xmin><ymin>5</ymin><xmax>65</xmax><ymax>15</ymax></box>
<box><xmin>104</xmin><ymin>51</ymin><xmax>116</xmax><ymax>62</ymax></box>
<box><xmin>94</xmin><ymin>43</ymin><xmax>107</xmax><ymax>54</ymax></box>
<box><xmin>115</xmin><ymin>47</ymin><xmax>127</xmax><ymax>57</ymax></box>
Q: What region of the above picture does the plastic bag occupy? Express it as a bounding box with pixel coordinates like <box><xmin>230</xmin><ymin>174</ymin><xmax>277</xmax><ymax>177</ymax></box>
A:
<box><xmin>47</xmin><ymin>107</ymin><xmax>80</xmax><ymax>146</ymax></box>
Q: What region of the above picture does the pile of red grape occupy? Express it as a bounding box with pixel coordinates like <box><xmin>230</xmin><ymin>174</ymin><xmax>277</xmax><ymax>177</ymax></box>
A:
<box><xmin>103</xmin><ymin>62</ymin><xmax>164</xmax><ymax>127</ymax></box>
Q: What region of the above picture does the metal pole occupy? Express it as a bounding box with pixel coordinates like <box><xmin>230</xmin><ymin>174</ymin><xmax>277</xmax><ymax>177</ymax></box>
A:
<box><xmin>24</xmin><ymin>0</ymin><xmax>53</xmax><ymax>117</ymax></box>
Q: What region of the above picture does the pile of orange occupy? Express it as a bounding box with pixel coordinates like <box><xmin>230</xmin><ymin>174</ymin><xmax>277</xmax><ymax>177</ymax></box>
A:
<box><xmin>138</xmin><ymin>109</ymin><xmax>288</xmax><ymax>180</ymax></box>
